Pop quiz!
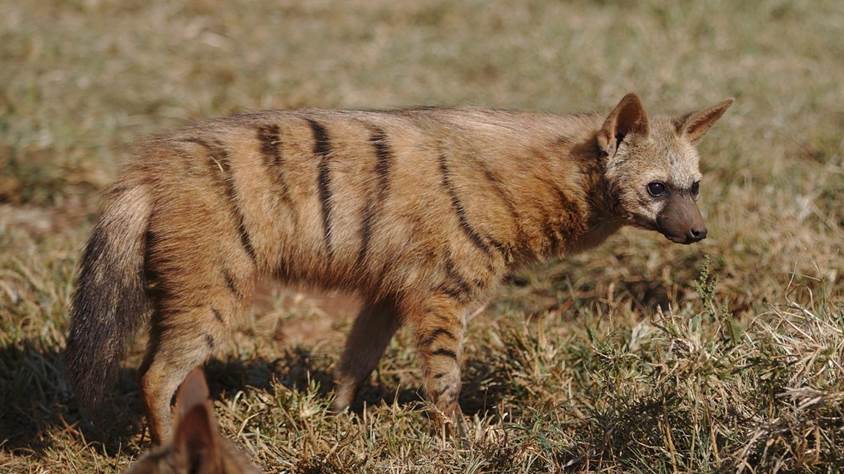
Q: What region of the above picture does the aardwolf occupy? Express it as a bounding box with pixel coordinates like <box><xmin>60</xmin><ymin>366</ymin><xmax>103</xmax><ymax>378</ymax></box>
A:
<box><xmin>66</xmin><ymin>93</ymin><xmax>732</xmax><ymax>443</ymax></box>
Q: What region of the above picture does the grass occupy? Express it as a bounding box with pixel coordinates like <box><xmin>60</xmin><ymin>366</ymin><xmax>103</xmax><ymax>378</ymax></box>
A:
<box><xmin>1</xmin><ymin>0</ymin><xmax>842</xmax><ymax>471</ymax></box>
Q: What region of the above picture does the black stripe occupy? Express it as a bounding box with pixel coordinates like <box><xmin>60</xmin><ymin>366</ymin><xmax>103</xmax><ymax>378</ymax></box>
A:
<box><xmin>204</xmin><ymin>334</ymin><xmax>215</xmax><ymax>350</ymax></box>
<box><xmin>222</xmin><ymin>269</ymin><xmax>241</xmax><ymax>300</ymax></box>
<box><xmin>431</xmin><ymin>348</ymin><xmax>457</xmax><ymax>359</ymax></box>
<box><xmin>543</xmin><ymin>219</ymin><xmax>561</xmax><ymax>254</ymax></box>
<box><xmin>535</xmin><ymin>175</ymin><xmax>567</xmax><ymax>251</ymax></box>
<box><xmin>559</xmin><ymin>192</ymin><xmax>587</xmax><ymax>238</ymax></box>
<box><xmin>470</xmin><ymin>170</ymin><xmax>509</xmax><ymax>254</ymax></box>
<box><xmin>307</xmin><ymin>119</ymin><xmax>335</xmax><ymax>258</ymax></box>
<box><xmin>535</xmin><ymin>175</ymin><xmax>586</xmax><ymax>251</ymax></box>
<box><xmin>438</xmin><ymin>152</ymin><xmax>504</xmax><ymax>258</ymax></box>
<box><xmin>356</xmin><ymin>126</ymin><xmax>393</xmax><ymax>265</ymax></box>
<box><xmin>444</xmin><ymin>256</ymin><xmax>472</xmax><ymax>296</ymax></box>
<box><xmin>256</xmin><ymin>124</ymin><xmax>295</xmax><ymax>207</ymax></box>
<box><xmin>437</xmin><ymin>284</ymin><xmax>469</xmax><ymax>303</ymax></box>
<box><xmin>438</xmin><ymin>153</ymin><xmax>489</xmax><ymax>255</ymax></box>
<box><xmin>421</xmin><ymin>328</ymin><xmax>456</xmax><ymax>348</ymax></box>
<box><xmin>427</xmin><ymin>312</ymin><xmax>457</xmax><ymax>328</ymax></box>
<box><xmin>184</xmin><ymin>137</ymin><xmax>257</xmax><ymax>263</ymax></box>
<box><xmin>537</xmin><ymin>176</ymin><xmax>571</xmax><ymax>215</ymax></box>
<box><xmin>433</xmin><ymin>372</ymin><xmax>446</xmax><ymax>379</ymax></box>
<box><xmin>476</xmin><ymin>160</ymin><xmax>522</xmax><ymax>257</ymax></box>
<box><xmin>211</xmin><ymin>307</ymin><xmax>224</xmax><ymax>323</ymax></box>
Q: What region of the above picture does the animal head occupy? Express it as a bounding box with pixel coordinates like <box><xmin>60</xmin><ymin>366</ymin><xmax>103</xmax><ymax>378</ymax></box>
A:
<box><xmin>125</xmin><ymin>368</ymin><xmax>258</xmax><ymax>474</ymax></box>
<box><xmin>597</xmin><ymin>93</ymin><xmax>733</xmax><ymax>244</ymax></box>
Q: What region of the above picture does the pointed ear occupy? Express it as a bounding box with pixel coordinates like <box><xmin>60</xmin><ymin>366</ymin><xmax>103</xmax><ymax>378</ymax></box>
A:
<box><xmin>173</xmin><ymin>404</ymin><xmax>220</xmax><ymax>471</ymax></box>
<box><xmin>174</xmin><ymin>367</ymin><xmax>210</xmax><ymax>421</ymax></box>
<box><xmin>674</xmin><ymin>98</ymin><xmax>734</xmax><ymax>144</ymax></box>
<box><xmin>597</xmin><ymin>93</ymin><xmax>650</xmax><ymax>155</ymax></box>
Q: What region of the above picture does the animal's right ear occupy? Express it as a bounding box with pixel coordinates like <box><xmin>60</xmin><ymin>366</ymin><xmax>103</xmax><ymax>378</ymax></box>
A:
<box><xmin>174</xmin><ymin>367</ymin><xmax>210</xmax><ymax>421</ymax></box>
<box><xmin>173</xmin><ymin>404</ymin><xmax>220</xmax><ymax>471</ymax></box>
<box><xmin>597</xmin><ymin>93</ymin><xmax>650</xmax><ymax>155</ymax></box>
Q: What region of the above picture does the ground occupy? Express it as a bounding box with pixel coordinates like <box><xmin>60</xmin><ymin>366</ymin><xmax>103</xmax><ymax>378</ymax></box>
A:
<box><xmin>1</xmin><ymin>0</ymin><xmax>843</xmax><ymax>472</ymax></box>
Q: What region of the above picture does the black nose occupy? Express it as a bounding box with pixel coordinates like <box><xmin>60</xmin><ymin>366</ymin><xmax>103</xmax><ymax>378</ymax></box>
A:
<box><xmin>687</xmin><ymin>227</ymin><xmax>707</xmax><ymax>242</ymax></box>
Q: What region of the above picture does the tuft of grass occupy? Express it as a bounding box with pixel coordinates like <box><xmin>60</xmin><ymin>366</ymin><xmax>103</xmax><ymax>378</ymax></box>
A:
<box><xmin>1</xmin><ymin>0</ymin><xmax>843</xmax><ymax>472</ymax></box>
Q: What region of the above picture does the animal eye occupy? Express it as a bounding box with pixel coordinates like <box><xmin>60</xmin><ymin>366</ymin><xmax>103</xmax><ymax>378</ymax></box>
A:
<box><xmin>647</xmin><ymin>181</ymin><xmax>667</xmax><ymax>197</ymax></box>
<box><xmin>691</xmin><ymin>181</ymin><xmax>700</xmax><ymax>196</ymax></box>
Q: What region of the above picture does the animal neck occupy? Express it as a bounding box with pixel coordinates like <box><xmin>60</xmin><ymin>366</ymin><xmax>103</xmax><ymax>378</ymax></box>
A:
<box><xmin>495</xmin><ymin>122</ymin><xmax>622</xmax><ymax>263</ymax></box>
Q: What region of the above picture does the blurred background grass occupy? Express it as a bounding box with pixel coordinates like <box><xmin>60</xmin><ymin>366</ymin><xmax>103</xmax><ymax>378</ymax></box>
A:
<box><xmin>1</xmin><ymin>0</ymin><xmax>842</xmax><ymax>472</ymax></box>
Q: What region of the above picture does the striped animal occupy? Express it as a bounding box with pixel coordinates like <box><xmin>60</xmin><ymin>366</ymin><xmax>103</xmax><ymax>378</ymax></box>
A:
<box><xmin>65</xmin><ymin>93</ymin><xmax>732</xmax><ymax>443</ymax></box>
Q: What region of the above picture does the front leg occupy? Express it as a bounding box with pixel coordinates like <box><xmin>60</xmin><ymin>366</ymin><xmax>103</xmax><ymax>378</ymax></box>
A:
<box><xmin>333</xmin><ymin>296</ymin><xmax>402</xmax><ymax>412</ymax></box>
<box><xmin>412</xmin><ymin>294</ymin><xmax>468</xmax><ymax>435</ymax></box>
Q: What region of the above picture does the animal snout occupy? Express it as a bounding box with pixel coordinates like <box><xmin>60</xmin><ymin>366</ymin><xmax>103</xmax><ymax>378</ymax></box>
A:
<box><xmin>687</xmin><ymin>227</ymin><xmax>707</xmax><ymax>243</ymax></box>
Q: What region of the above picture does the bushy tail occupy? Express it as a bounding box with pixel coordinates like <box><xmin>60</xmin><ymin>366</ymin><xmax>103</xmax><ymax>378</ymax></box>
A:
<box><xmin>65</xmin><ymin>182</ymin><xmax>152</xmax><ymax>416</ymax></box>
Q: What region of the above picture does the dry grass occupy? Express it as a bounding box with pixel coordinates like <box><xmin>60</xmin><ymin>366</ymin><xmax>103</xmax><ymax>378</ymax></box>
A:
<box><xmin>1</xmin><ymin>0</ymin><xmax>843</xmax><ymax>472</ymax></box>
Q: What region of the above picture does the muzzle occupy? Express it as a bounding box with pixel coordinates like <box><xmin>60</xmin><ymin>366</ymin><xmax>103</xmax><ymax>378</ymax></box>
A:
<box><xmin>656</xmin><ymin>193</ymin><xmax>707</xmax><ymax>244</ymax></box>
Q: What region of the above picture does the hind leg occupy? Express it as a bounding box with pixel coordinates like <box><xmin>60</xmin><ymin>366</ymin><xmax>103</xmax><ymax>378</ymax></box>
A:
<box><xmin>140</xmin><ymin>317</ymin><xmax>218</xmax><ymax>445</ymax></box>
<box><xmin>333</xmin><ymin>296</ymin><xmax>402</xmax><ymax>411</ymax></box>
<box><xmin>140</xmin><ymin>249</ymin><xmax>255</xmax><ymax>443</ymax></box>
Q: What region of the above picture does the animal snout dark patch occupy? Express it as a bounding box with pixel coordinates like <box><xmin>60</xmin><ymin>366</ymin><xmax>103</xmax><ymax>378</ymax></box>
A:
<box><xmin>658</xmin><ymin>193</ymin><xmax>706</xmax><ymax>244</ymax></box>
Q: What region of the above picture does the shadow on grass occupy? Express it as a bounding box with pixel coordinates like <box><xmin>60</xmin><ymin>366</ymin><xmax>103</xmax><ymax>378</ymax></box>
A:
<box><xmin>252</xmin><ymin>349</ymin><xmax>518</xmax><ymax>418</ymax></box>
<box><xmin>556</xmin><ymin>275</ymin><xmax>675</xmax><ymax>314</ymax></box>
<box><xmin>0</xmin><ymin>340</ymin><xmax>152</xmax><ymax>456</ymax></box>
<box><xmin>0</xmin><ymin>342</ymin><xmax>510</xmax><ymax>458</ymax></box>
<box><xmin>0</xmin><ymin>342</ymin><xmax>62</xmax><ymax>452</ymax></box>
<box><xmin>353</xmin><ymin>381</ymin><xmax>426</xmax><ymax>413</ymax></box>
<box><xmin>459</xmin><ymin>357</ymin><xmax>509</xmax><ymax>418</ymax></box>
<box><xmin>211</xmin><ymin>347</ymin><xmax>506</xmax><ymax>416</ymax></box>
<box><xmin>0</xmin><ymin>344</ymin><xmax>345</xmax><ymax>456</ymax></box>
<box><xmin>210</xmin><ymin>347</ymin><xmax>426</xmax><ymax>414</ymax></box>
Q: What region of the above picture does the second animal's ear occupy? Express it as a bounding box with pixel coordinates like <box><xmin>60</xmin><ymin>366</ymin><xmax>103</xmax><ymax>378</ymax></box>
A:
<box><xmin>174</xmin><ymin>367</ymin><xmax>210</xmax><ymax>421</ymax></box>
<box><xmin>173</xmin><ymin>403</ymin><xmax>220</xmax><ymax>472</ymax></box>
<box><xmin>673</xmin><ymin>98</ymin><xmax>734</xmax><ymax>144</ymax></box>
<box><xmin>598</xmin><ymin>93</ymin><xmax>650</xmax><ymax>155</ymax></box>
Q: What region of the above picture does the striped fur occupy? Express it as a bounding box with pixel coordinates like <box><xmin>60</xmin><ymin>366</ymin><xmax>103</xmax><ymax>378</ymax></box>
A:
<box><xmin>65</xmin><ymin>93</ymin><xmax>732</xmax><ymax>443</ymax></box>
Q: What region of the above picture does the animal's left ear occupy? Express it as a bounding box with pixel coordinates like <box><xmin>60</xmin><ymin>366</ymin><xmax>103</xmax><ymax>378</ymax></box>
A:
<box><xmin>673</xmin><ymin>98</ymin><xmax>734</xmax><ymax>144</ymax></box>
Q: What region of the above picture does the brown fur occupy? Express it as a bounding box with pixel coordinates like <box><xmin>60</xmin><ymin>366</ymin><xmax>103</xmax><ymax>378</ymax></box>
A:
<box><xmin>65</xmin><ymin>93</ymin><xmax>732</xmax><ymax>443</ymax></box>
<box><xmin>125</xmin><ymin>368</ymin><xmax>258</xmax><ymax>473</ymax></box>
